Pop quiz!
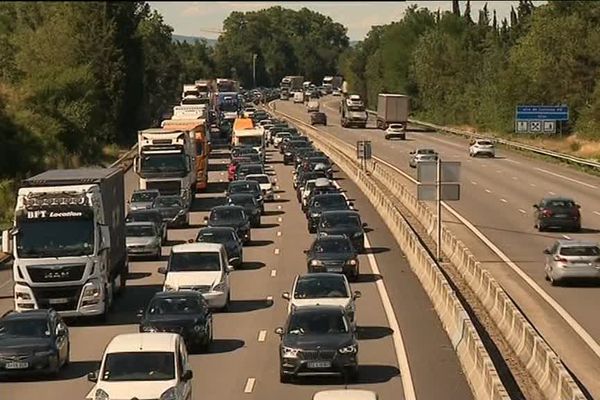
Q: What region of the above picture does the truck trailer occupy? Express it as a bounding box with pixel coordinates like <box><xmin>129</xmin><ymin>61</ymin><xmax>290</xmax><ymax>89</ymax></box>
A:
<box><xmin>376</xmin><ymin>94</ymin><xmax>410</xmax><ymax>131</ymax></box>
<box><xmin>2</xmin><ymin>168</ymin><xmax>128</xmax><ymax>319</ymax></box>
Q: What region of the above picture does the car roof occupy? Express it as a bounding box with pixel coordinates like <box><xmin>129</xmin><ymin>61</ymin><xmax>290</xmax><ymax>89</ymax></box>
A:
<box><xmin>198</xmin><ymin>226</ymin><xmax>236</xmax><ymax>233</ymax></box>
<box><xmin>321</xmin><ymin>210</ymin><xmax>360</xmax><ymax>217</ymax></box>
<box><xmin>291</xmin><ymin>304</ymin><xmax>345</xmax><ymax>315</ymax></box>
<box><xmin>212</xmin><ymin>205</ymin><xmax>245</xmax><ymax>212</ymax></box>
<box><xmin>245</xmin><ymin>173</ymin><xmax>268</xmax><ymax>178</ymax></box>
<box><xmin>126</xmin><ymin>221</ymin><xmax>156</xmax><ymax>227</ymax></box>
<box><xmin>105</xmin><ymin>333</ymin><xmax>179</xmax><ymax>354</ymax></box>
<box><xmin>314</xmin><ymin>234</ymin><xmax>351</xmax><ymax>242</ymax></box>
<box><xmin>228</xmin><ymin>193</ymin><xmax>255</xmax><ymax>199</ymax></box>
<box><xmin>171</xmin><ymin>242</ymin><xmax>224</xmax><ymax>253</ymax></box>
<box><xmin>556</xmin><ymin>240</ymin><xmax>598</xmax><ymax>247</ymax></box>
<box><xmin>3</xmin><ymin>309</ymin><xmax>52</xmax><ymax>321</ymax></box>
<box><xmin>313</xmin><ymin>390</ymin><xmax>378</xmax><ymax>400</ymax></box>
<box><xmin>229</xmin><ymin>180</ymin><xmax>259</xmax><ymax>186</ymax></box>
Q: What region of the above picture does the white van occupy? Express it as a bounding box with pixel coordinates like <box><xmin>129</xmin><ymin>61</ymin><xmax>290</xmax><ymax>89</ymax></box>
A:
<box><xmin>158</xmin><ymin>243</ymin><xmax>233</xmax><ymax>310</ymax></box>
<box><xmin>293</xmin><ymin>91</ymin><xmax>304</xmax><ymax>104</ymax></box>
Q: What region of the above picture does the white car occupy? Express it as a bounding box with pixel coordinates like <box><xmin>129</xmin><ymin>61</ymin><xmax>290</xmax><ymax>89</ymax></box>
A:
<box><xmin>307</xmin><ymin>100</ymin><xmax>320</xmax><ymax>113</ymax></box>
<box><xmin>302</xmin><ymin>177</ymin><xmax>331</xmax><ymax>208</ymax></box>
<box><xmin>408</xmin><ymin>148</ymin><xmax>438</xmax><ymax>168</ymax></box>
<box><xmin>158</xmin><ymin>243</ymin><xmax>233</xmax><ymax>311</ymax></box>
<box><xmin>282</xmin><ymin>273</ymin><xmax>361</xmax><ymax>328</ymax></box>
<box><xmin>274</xmin><ymin>132</ymin><xmax>292</xmax><ymax>148</ymax></box>
<box><xmin>245</xmin><ymin>173</ymin><xmax>274</xmax><ymax>201</ymax></box>
<box><xmin>293</xmin><ymin>91</ymin><xmax>304</xmax><ymax>103</ymax></box>
<box><xmin>243</xmin><ymin>107</ymin><xmax>256</xmax><ymax>118</ymax></box>
<box><xmin>469</xmin><ymin>139</ymin><xmax>495</xmax><ymax>157</ymax></box>
<box><xmin>332</xmin><ymin>89</ymin><xmax>342</xmax><ymax>97</ymax></box>
<box><xmin>384</xmin><ymin>123</ymin><xmax>406</xmax><ymax>140</ymax></box>
<box><xmin>313</xmin><ymin>389</ymin><xmax>378</xmax><ymax>400</ymax></box>
<box><xmin>87</xmin><ymin>333</ymin><xmax>193</xmax><ymax>400</ymax></box>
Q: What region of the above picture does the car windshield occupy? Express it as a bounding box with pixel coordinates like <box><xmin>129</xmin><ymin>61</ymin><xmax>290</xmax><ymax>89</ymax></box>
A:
<box><xmin>147</xmin><ymin>296</ymin><xmax>205</xmax><ymax>315</ymax></box>
<box><xmin>229</xmin><ymin>183</ymin><xmax>259</xmax><ymax>194</ymax></box>
<box><xmin>132</xmin><ymin>192</ymin><xmax>158</xmax><ymax>202</ymax></box>
<box><xmin>545</xmin><ymin>200</ymin><xmax>576</xmax><ymax>208</ymax></box>
<box><xmin>0</xmin><ymin>319</ymin><xmax>50</xmax><ymax>338</ymax></box>
<box><xmin>155</xmin><ymin>197</ymin><xmax>183</xmax><ymax>208</ymax></box>
<box><xmin>313</xmin><ymin>238</ymin><xmax>353</xmax><ymax>253</ymax></box>
<box><xmin>417</xmin><ymin>149</ymin><xmax>436</xmax><ymax>154</ymax></box>
<box><xmin>477</xmin><ymin>141</ymin><xmax>493</xmax><ymax>146</ymax></box>
<box><xmin>246</xmin><ymin>175</ymin><xmax>269</xmax><ymax>184</ymax></box>
<box><xmin>102</xmin><ymin>352</ymin><xmax>175</xmax><ymax>382</ymax></box>
<box><xmin>16</xmin><ymin>218</ymin><xmax>94</xmax><ymax>258</ymax></box>
<box><xmin>229</xmin><ymin>197</ymin><xmax>256</xmax><ymax>208</ymax></box>
<box><xmin>276</xmin><ymin>133</ymin><xmax>291</xmax><ymax>138</ymax></box>
<box><xmin>210</xmin><ymin>208</ymin><xmax>245</xmax><ymax>223</ymax></box>
<box><xmin>239</xmin><ymin>166</ymin><xmax>263</xmax><ymax>175</ymax></box>
<box><xmin>389</xmin><ymin>124</ymin><xmax>402</xmax><ymax>130</ymax></box>
<box><xmin>321</xmin><ymin>213</ymin><xmax>361</xmax><ymax>228</ymax></box>
<box><xmin>294</xmin><ymin>276</ymin><xmax>349</xmax><ymax>299</ymax></box>
<box><xmin>559</xmin><ymin>246</ymin><xmax>600</xmax><ymax>256</ymax></box>
<box><xmin>287</xmin><ymin>311</ymin><xmax>348</xmax><ymax>335</ymax></box>
<box><xmin>197</xmin><ymin>230</ymin><xmax>236</xmax><ymax>243</ymax></box>
<box><xmin>169</xmin><ymin>251</ymin><xmax>221</xmax><ymax>272</ymax></box>
<box><xmin>126</xmin><ymin>225</ymin><xmax>155</xmax><ymax>237</ymax></box>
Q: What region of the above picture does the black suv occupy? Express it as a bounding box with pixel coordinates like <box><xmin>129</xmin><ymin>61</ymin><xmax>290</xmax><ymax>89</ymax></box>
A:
<box><xmin>304</xmin><ymin>235</ymin><xmax>359</xmax><ymax>280</ymax></box>
<box><xmin>275</xmin><ymin>305</ymin><xmax>358</xmax><ymax>383</ymax></box>
<box><xmin>152</xmin><ymin>195</ymin><xmax>189</xmax><ymax>228</ymax></box>
<box><xmin>205</xmin><ymin>205</ymin><xmax>251</xmax><ymax>244</ymax></box>
<box><xmin>283</xmin><ymin>140</ymin><xmax>313</xmax><ymax>165</ymax></box>
<box><xmin>317</xmin><ymin>210</ymin><xmax>366</xmax><ymax>253</ymax></box>
<box><xmin>307</xmin><ymin>194</ymin><xmax>351</xmax><ymax>233</ymax></box>
<box><xmin>227</xmin><ymin>193</ymin><xmax>261</xmax><ymax>228</ymax></box>
<box><xmin>226</xmin><ymin>180</ymin><xmax>264</xmax><ymax>214</ymax></box>
<box><xmin>138</xmin><ymin>291</ymin><xmax>213</xmax><ymax>353</ymax></box>
<box><xmin>310</xmin><ymin>112</ymin><xmax>327</xmax><ymax>126</ymax></box>
<box><xmin>0</xmin><ymin>309</ymin><xmax>70</xmax><ymax>377</ymax></box>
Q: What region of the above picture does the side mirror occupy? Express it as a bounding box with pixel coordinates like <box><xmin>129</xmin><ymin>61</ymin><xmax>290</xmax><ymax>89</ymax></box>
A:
<box><xmin>136</xmin><ymin>309</ymin><xmax>144</xmax><ymax>318</ymax></box>
<box><xmin>229</xmin><ymin>257</ymin><xmax>240</xmax><ymax>266</ymax></box>
<box><xmin>362</xmin><ymin>222</ymin><xmax>368</xmax><ymax>228</ymax></box>
<box><xmin>87</xmin><ymin>370</ymin><xmax>99</xmax><ymax>383</ymax></box>
<box><xmin>348</xmin><ymin>202</ymin><xmax>354</xmax><ymax>207</ymax></box>
<box><xmin>226</xmin><ymin>265</ymin><xmax>234</xmax><ymax>273</ymax></box>
<box><xmin>543</xmin><ymin>248</ymin><xmax>551</xmax><ymax>255</ymax></box>
<box><xmin>274</xmin><ymin>327</ymin><xmax>284</xmax><ymax>336</ymax></box>
<box><xmin>353</xmin><ymin>290</ymin><xmax>362</xmax><ymax>299</ymax></box>
<box><xmin>2</xmin><ymin>230</ymin><xmax>11</xmax><ymax>254</ymax></box>
<box><xmin>203</xmin><ymin>216</ymin><xmax>208</xmax><ymax>221</ymax></box>
<box><xmin>57</xmin><ymin>326</ymin><xmax>68</xmax><ymax>336</ymax></box>
<box><xmin>532</xmin><ymin>204</ymin><xmax>539</xmax><ymax>208</ymax></box>
<box><xmin>157</xmin><ymin>266</ymin><xmax>167</xmax><ymax>275</ymax></box>
<box><xmin>282</xmin><ymin>292</ymin><xmax>291</xmax><ymax>300</ymax></box>
<box><xmin>182</xmin><ymin>369</ymin><xmax>193</xmax><ymax>381</ymax></box>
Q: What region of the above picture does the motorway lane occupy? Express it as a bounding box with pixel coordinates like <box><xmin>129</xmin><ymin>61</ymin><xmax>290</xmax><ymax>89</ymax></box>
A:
<box><xmin>0</xmin><ymin>144</ymin><xmax>473</xmax><ymax>400</ymax></box>
<box><xmin>275</xmin><ymin>97</ymin><xmax>600</xmax><ymax>395</ymax></box>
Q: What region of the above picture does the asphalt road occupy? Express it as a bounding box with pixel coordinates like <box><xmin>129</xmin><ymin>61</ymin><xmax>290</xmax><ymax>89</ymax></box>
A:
<box><xmin>0</xmin><ymin>145</ymin><xmax>473</xmax><ymax>399</ymax></box>
<box><xmin>274</xmin><ymin>96</ymin><xmax>600</xmax><ymax>396</ymax></box>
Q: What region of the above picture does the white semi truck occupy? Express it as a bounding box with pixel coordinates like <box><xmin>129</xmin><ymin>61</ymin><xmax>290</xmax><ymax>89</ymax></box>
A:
<box><xmin>2</xmin><ymin>168</ymin><xmax>128</xmax><ymax>319</ymax></box>
<box><xmin>134</xmin><ymin>128</ymin><xmax>196</xmax><ymax>205</ymax></box>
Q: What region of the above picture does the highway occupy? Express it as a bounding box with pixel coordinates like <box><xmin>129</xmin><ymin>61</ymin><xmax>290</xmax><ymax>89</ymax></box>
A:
<box><xmin>274</xmin><ymin>96</ymin><xmax>600</xmax><ymax>396</ymax></box>
<box><xmin>0</xmin><ymin>144</ymin><xmax>473</xmax><ymax>399</ymax></box>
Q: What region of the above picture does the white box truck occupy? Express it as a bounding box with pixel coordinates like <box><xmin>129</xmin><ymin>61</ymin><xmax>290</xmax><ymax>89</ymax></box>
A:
<box><xmin>376</xmin><ymin>94</ymin><xmax>410</xmax><ymax>130</ymax></box>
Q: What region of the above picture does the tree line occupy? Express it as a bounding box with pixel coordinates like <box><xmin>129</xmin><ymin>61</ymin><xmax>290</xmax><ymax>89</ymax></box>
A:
<box><xmin>339</xmin><ymin>0</ymin><xmax>600</xmax><ymax>139</ymax></box>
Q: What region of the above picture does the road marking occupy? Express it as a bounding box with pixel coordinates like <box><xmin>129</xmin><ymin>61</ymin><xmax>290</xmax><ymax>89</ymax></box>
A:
<box><xmin>500</xmin><ymin>198</ymin><xmax>507</xmax><ymax>203</ymax></box>
<box><xmin>275</xmin><ymin>194</ymin><xmax>280</xmax><ymax>199</ymax></box>
<box><xmin>562</xmin><ymin>235</ymin><xmax>572</xmax><ymax>240</ymax></box>
<box><xmin>512</xmin><ymin>176</ymin><xmax>518</xmax><ymax>180</ymax></box>
<box><xmin>518</xmin><ymin>209</ymin><xmax>526</xmax><ymax>214</ymax></box>
<box><xmin>505</xmin><ymin>159</ymin><xmax>522</xmax><ymax>165</ymax></box>
<box><xmin>548</xmin><ymin>191</ymin><xmax>556</xmax><ymax>195</ymax></box>
<box><xmin>274</xmin><ymin>248</ymin><xmax>280</xmax><ymax>255</ymax></box>
<box><xmin>485</xmin><ymin>189</ymin><xmax>492</xmax><ymax>193</ymax></box>
<box><xmin>530</xmin><ymin>183</ymin><xmax>536</xmax><ymax>187</ymax></box>
<box><xmin>243</xmin><ymin>378</ymin><xmax>256</xmax><ymax>393</ymax></box>
<box><xmin>496</xmin><ymin>169</ymin><xmax>502</xmax><ymax>173</ymax></box>
<box><xmin>594</xmin><ymin>211</ymin><xmax>600</xmax><ymax>217</ymax></box>
<box><xmin>257</xmin><ymin>330</ymin><xmax>267</xmax><ymax>342</ymax></box>
<box><xmin>277</xmin><ymin>217</ymin><xmax>283</xmax><ymax>222</ymax></box>
<box><xmin>270</xmin><ymin>269</ymin><xmax>277</xmax><ymax>277</ymax></box>
<box><xmin>220</xmin><ymin>172</ymin><xmax>224</xmax><ymax>175</ymax></box>
<box><xmin>535</xmin><ymin>167</ymin><xmax>598</xmax><ymax>189</ymax></box>
<box><xmin>471</xmin><ymin>181</ymin><xmax>477</xmax><ymax>185</ymax></box>
<box><xmin>277</xmin><ymin>205</ymin><xmax>282</xmax><ymax>210</ymax></box>
<box><xmin>277</xmin><ymin>231</ymin><xmax>282</xmax><ymax>237</ymax></box>
<box><xmin>219</xmin><ymin>179</ymin><xmax>223</xmax><ymax>182</ymax></box>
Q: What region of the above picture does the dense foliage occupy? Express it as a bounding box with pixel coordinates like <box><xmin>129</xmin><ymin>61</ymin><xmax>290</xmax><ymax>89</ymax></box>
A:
<box><xmin>213</xmin><ymin>6</ymin><xmax>349</xmax><ymax>87</ymax></box>
<box><xmin>339</xmin><ymin>1</ymin><xmax>600</xmax><ymax>138</ymax></box>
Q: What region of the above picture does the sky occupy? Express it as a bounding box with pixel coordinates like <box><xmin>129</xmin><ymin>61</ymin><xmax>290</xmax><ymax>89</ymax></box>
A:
<box><xmin>149</xmin><ymin>1</ymin><xmax>547</xmax><ymax>41</ymax></box>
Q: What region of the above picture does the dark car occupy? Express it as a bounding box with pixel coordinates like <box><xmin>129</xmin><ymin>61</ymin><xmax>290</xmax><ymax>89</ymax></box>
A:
<box><xmin>303</xmin><ymin>156</ymin><xmax>333</xmax><ymax>178</ymax></box>
<box><xmin>310</xmin><ymin>112</ymin><xmax>327</xmax><ymax>126</ymax></box>
<box><xmin>275</xmin><ymin>305</ymin><xmax>358</xmax><ymax>383</ymax></box>
<box><xmin>236</xmin><ymin>163</ymin><xmax>265</xmax><ymax>181</ymax></box>
<box><xmin>304</xmin><ymin>235</ymin><xmax>359</xmax><ymax>280</ymax></box>
<box><xmin>205</xmin><ymin>205</ymin><xmax>251</xmax><ymax>244</ymax></box>
<box><xmin>295</xmin><ymin>169</ymin><xmax>327</xmax><ymax>190</ymax></box>
<box><xmin>305</xmin><ymin>185</ymin><xmax>343</xmax><ymax>213</ymax></box>
<box><xmin>317</xmin><ymin>211</ymin><xmax>365</xmax><ymax>253</ymax></box>
<box><xmin>226</xmin><ymin>180</ymin><xmax>264</xmax><ymax>214</ymax></box>
<box><xmin>307</xmin><ymin>194</ymin><xmax>351</xmax><ymax>233</ymax></box>
<box><xmin>533</xmin><ymin>197</ymin><xmax>581</xmax><ymax>232</ymax></box>
<box><xmin>294</xmin><ymin>147</ymin><xmax>317</xmax><ymax>168</ymax></box>
<box><xmin>231</xmin><ymin>146</ymin><xmax>259</xmax><ymax>158</ymax></box>
<box><xmin>283</xmin><ymin>141</ymin><xmax>313</xmax><ymax>165</ymax></box>
<box><xmin>0</xmin><ymin>309</ymin><xmax>70</xmax><ymax>377</ymax></box>
<box><xmin>195</xmin><ymin>227</ymin><xmax>243</xmax><ymax>268</ymax></box>
<box><xmin>152</xmin><ymin>195</ymin><xmax>189</xmax><ymax>228</ymax></box>
<box><xmin>138</xmin><ymin>291</ymin><xmax>213</xmax><ymax>353</ymax></box>
<box><xmin>126</xmin><ymin>208</ymin><xmax>167</xmax><ymax>244</ymax></box>
<box><xmin>227</xmin><ymin>193</ymin><xmax>261</xmax><ymax>227</ymax></box>
<box><xmin>128</xmin><ymin>189</ymin><xmax>160</xmax><ymax>211</ymax></box>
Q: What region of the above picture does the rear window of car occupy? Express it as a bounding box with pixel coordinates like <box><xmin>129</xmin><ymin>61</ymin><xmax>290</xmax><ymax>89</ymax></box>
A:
<box><xmin>477</xmin><ymin>141</ymin><xmax>493</xmax><ymax>146</ymax></box>
<box><xmin>559</xmin><ymin>246</ymin><xmax>600</xmax><ymax>256</ymax></box>
<box><xmin>545</xmin><ymin>200</ymin><xmax>576</xmax><ymax>208</ymax></box>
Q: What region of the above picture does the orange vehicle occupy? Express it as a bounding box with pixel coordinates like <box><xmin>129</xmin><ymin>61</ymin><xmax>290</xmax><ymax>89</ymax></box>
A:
<box><xmin>161</xmin><ymin>119</ymin><xmax>210</xmax><ymax>191</ymax></box>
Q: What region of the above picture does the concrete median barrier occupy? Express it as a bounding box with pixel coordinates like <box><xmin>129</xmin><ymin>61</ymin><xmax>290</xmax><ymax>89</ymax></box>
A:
<box><xmin>269</xmin><ymin>104</ymin><xmax>586</xmax><ymax>400</ymax></box>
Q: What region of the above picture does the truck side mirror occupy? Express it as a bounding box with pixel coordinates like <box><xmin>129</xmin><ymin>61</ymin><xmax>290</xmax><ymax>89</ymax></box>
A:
<box><xmin>2</xmin><ymin>230</ymin><xmax>11</xmax><ymax>254</ymax></box>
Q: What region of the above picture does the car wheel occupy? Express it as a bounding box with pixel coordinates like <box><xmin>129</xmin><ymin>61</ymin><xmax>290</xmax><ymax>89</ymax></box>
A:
<box><xmin>385</xmin><ymin>134</ymin><xmax>389</xmax><ymax>140</ymax></box>
<box><xmin>549</xmin><ymin>274</ymin><xmax>560</xmax><ymax>286</ymax></box>
<box><xmin>64</xmin><ymin>343</ymin><xmax>71</xmax><ymax>366</ymax></box>
<box><xmin>538</xmin><ymin>224</ymin><xmax>545</xmax><ymax>232</ymax></box>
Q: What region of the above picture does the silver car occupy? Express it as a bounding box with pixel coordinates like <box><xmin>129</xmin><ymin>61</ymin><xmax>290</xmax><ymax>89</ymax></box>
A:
<box><xmin>408</xmin><ymin>149</ymin><xmax>438</xmax><ymax>168</ymax></box>
<box><xmin>128</xmin><ymin>189</ymin><xmax>161</xmax><ymax>211</ymax></box>
<box><xmin>469</xmin><ymin>139</ymin><xmax>495</xmax><ymax>158</ymax></box>
<box><xmin>126</xmin><ymin>221</ymin><xmax>162</xmax><ymax>260</ymax></box>
<box><xmin>543</xmin><ymin>240</ymin><xmax>600</xmax><ymax>286</ymax></box>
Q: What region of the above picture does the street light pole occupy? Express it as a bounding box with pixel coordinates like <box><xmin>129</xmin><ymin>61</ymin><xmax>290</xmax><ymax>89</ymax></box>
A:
<box><xmin>252</xmin><ymin>53</ymin><xmax>257</xmax><ymax>88</ymax></box>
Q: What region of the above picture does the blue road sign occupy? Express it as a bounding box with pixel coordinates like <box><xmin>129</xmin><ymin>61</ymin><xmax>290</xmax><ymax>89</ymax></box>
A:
<box><xmin>516</xmin><ymin>105</ymin><xmax>568</xmax><ymax>121</ymax></box>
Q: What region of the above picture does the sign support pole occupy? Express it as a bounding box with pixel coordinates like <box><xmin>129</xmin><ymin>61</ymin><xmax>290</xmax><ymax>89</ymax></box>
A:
<box><xmin>436</xmin><ymin>157</ymin><xmax>442</xmax><ymax>261</ymax></box>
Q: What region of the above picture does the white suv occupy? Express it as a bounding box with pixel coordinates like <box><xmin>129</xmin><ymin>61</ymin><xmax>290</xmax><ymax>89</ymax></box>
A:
<box><xmin>159</xmin><ymin>243</ymin><xmax>232</xmax><ymax>311</ymax></box>
<box><xmin>469</xmin><ymin>139</ymin><xmax>495</xmax><ymax>158</ymax></box>
<box><xmin>245</xmin><ymin>173</ymin><xmax>274</xmax><ymax>201</ymax></box>
<box><xmin>282</xmin><ymin>273</ymin><xmax>361</xmax><ymax>328</ymax></box>
<box><xmin>87</xmin><ymin>333</ymin><xmax>193</xmax><ymax>400</ymax></box>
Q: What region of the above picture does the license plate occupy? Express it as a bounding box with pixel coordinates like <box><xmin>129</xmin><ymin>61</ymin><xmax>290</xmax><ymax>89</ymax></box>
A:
<box><xmin>326</xmin><ymin>267</ymin><xmax>343</xmax><ymax>273</ymax></box>
<box><xmin>5</xmin><ymin>362</ymin><xmax>28</xmax><ymax>369</ymax></box>
<box><xmin>49</xmin><ymin>298</ymin><xmax>69</xmax><ymax>305</ymax></box>
<box><xmin>307</xmin><ymin>361</ymin><xmax>331</xmax><ymax>369</ymax></box>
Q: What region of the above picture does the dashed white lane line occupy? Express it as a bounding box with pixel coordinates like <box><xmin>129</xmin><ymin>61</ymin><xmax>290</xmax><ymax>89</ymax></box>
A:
<box><xmin>496</xmin><ymin>169</ymin><xmax>502</xmax><ymax>173</ymax></box>
<box><xmin>274</xmin><ymin>248</ymin><xmax>280</xmax><ymax>255</ymax></box>
<box><xmin>277</xmin><ymin>205</ymin><xmax>282</xmax><ymax>210</ymax></box>
<box><xmin>518</xmin><ymin>209</ymin><xmax>526</xmax><ymax>214</ymax></box>
<box><xmin>471</xmin><ymin>181</ymin><xmax>477</xmax><ymax>185</ymax></box>
<box><xmin>535</xmin><ymin>167</ymin><xmax>598</xmax><ymax>189</ymax></box>
<box><xmin>563</xmin><ymin>235</ymin><xmax>572</xmax><ymax>240</ymax></box>
<box><xmin>500</xmin><ymin>198</ymin><xmax>508</xmax><ymax>203</ymax></box>
<box><xmin>512</xmin><ymin>176</ymin><xmax>518</xmax><ymax>180</ymax></box>
<box><xmin>243</xmin><ymin>378</ymin><xmax>256</xmax><ymax>393</ymax></box>
<box><xmin>270</xmin><ymin>269</ymin><xmax>277</xmax><ymax>277</ymax></box>
<box><xmin>548</xmin><ymin>191</ymin><xmax>556</xmax><ymax>195</ymax></box>
<box><xmin>257</xmin><ymin>330</ymin><xmax>267</xmax><ymax>342</ymax></box>
<box><xmin>277</xmin><ymin>231</ymin><xmax>282</xmax><ymax>237</ymax></box>
<box><xmin>277</xmin><ymin>217</ymin><xmax>283</xmax><ymax>222</ymax></box>
<box><xmin>594</xmin><ymin>211</ymin><xmax>600</xmax><ymax>217</ymax></box>
<box><xmin>220</xmin><ymin>172</ymin><xmax>224</xmax><ymax>175</ymax></box>
<box><xmin>219</xmin><ymin>179</ymin><xmax>223</xmax><ymax>182</ymax></box>
<box><xmin>485</xmin><ymin>189</ymin><xmax>492</xmax><ymax>193</ymax></box>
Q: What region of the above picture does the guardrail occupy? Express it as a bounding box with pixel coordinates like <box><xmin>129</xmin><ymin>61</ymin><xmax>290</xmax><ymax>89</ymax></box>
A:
<box><xmin>272</xmin><ymin>103</ymin><xmax>587</xmax><ymax>400</ymax></box>
<box><xmin>365</xmin><ymin>109</ymin><xmax>600</xmax><ymax>170</ymax></box>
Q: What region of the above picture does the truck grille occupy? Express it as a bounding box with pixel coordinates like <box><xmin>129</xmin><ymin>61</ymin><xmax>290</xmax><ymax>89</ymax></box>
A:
<box><xmin>27</xmin><ymin>264</ymin><xmax>86</xmax><ymax>283</ymax></box>
<box><xmin>300</xmin><ymin>349</ymin><xmax>336</xmax><ymax>360</ymax></box>
<box><xmin>31</xmin><ymin>286</ymin><xmax>83</xmax><ymax>311</ymax></box>
<box><xmin>146</xmin><ymin>181</ymin><xmax>181</xmax><ymax>196</ymax></box>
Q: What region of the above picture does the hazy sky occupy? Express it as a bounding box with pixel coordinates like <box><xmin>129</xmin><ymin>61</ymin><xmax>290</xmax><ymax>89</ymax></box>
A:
<box><xmin>149</xmin><ymin>1</ymin><xmax>547</xmax><ymax>41</ymax></box>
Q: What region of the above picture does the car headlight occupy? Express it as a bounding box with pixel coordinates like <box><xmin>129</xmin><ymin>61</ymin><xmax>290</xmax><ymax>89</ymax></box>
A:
<box><xmin>310</xmin><ymin>213</ymin><xmax>319</xmax><ymax>218</ymax></box>
<box><xmin>213</xmin><ymin>281</ymin><xmax>227</xmax><ymax>292</ymax></box>
<box><xmin>159</xmin><ymin>386</ymin><xmax>177</xmax><ymax>400</ymax></box>
<box><xmin>338</xmin><ymin>344</ymin><xmax>358</xmax><ymax>354</ymax></box>
<box><xmin>346</xmin><ymin>259</ymin><xmax>357</xmax><ymax>266</ymax></box>
<box><xmin>163</xmin><ymin>284</ymin><xmax>177</xmax><ymax>292</ymax></box>
<box><xmin>95</xmin><ymin>388</ymin><xmax>109</xmax><ymax>400</ymax></box>
<box><xmin>34</xmin><ymin>349</ymin><xmax>55</xmax><ymax>357</ymax></box>
<box><xmin>284</xmin><ymin>152</ymin><xmax>292</xmax><ymax>156</ymax></box>
<box><xmin>310</xmin><ymin>260</ymin><xmax>322</xmax><ymax>266</ymax></box>
<box><xmin>319</xmin><ymin>232</ymin><xmax>328</xmax><ymax>237</ymax></box>
<box><xmin>15</xmin><ymin>291</ymin><xmax>32</xmax><ymax>300</ymax></box>
<box><xmin>282</xmin><ymin>346</ymin><xmax>300</xmax><ymax>358</ymax></box>
<box><xmin>193</xmin><ymin>323</ymin><xmax>205</xmax><ymax>333</ymax></box>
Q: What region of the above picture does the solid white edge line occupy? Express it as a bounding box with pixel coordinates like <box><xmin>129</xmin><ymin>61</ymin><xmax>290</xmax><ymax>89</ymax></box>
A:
<box><xmin>518</xmin><ymin>209</ymin><xmax>526</xmax><ymax>214</ymax></box>
<box><xmin>535</xmin><ymin>167</ymin><xmax>598</xmax><ymax>189</ymax></box>
<box><xmin>243</xmin><ymin>377</ymin><xmax>256</xmax><ymax>393</ymax></box>
<box><xmin>594</xmin><ymin>211</ymin><xmax>600</xmax><ymax>217</ymax></box>
<box><xmin>258</xmin><ymin>330</ymin><xmax>267</xmax><ymax>342</ymax></box>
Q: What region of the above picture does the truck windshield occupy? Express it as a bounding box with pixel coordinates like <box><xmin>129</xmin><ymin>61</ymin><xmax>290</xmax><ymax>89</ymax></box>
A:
<box><xmin>238</xmin><ymin>136</ymin><xmax>262</xmax><ymax>147</ymax></box>
<box><xmin>140</xmin><ymin>154</ymin><xmax>187</xmax><ymax>174</ymax></box>
<box><xmin>219</xmin><ymin>102</ymin><xmax>238</xmax><ymax>112</ymax></box>
<box><xmin>17</xmin><ymin>218</ymin><xmax>95</xmax><ymax>258</ymax></box>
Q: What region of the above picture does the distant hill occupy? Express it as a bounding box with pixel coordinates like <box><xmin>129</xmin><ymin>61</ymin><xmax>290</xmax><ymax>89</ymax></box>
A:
<box><xmin>172</xmin><ymin>34</ymin><xmax>217</xmax><ymax>47</ymax></box>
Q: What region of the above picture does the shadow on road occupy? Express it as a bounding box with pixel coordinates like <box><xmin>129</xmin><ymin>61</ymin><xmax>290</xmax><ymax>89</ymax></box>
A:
<box><xmin>205</xmin><ymin>339</ymin><xmax>245</xmax><ymax>355</ymax></box>
<box><xmin>363</xmin><ymin>247</ymin><xmax>390</xmax><ymax>255</ymax></box>
<box><xmin>356</xmin><ymin>326</ymin><xmax>394</xmax><ymax>340</ymax></box>
<box><xmin>263</xmin><ymin>210</ymin><xmax>285</xmax><ymax>217</ymax></box>
<box><xmin>247</xmin><ymin>240</ymin><xmax>274</xmax><ymax>247</ymax></box>
<box><xmin>239</xmin><ymin>261</ymin><xmax>266</xmax><ymax>271</ymax></box>
<box><xmin>0</xmin><ymin>360</ymin><xmax>100</xmax><ymax>383</ymax></box>
<box><xmin>226</xmin><ymin>299</ymin><xmax>273</xmax><ymax>313</ymax></box>
<box><xmin>126</xmin><ymin>272</ymin><xmax>152</xmax><ymax>281</ymax></box>
<box><xmin>292</xmin><ymin>364</ymin><xmax>400</xmax><ymax>385</ymax></box>
<box><xmin>355</xmin><ymin>273</ymin><xmax>382</xmax><ymax>283</ymax></box>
